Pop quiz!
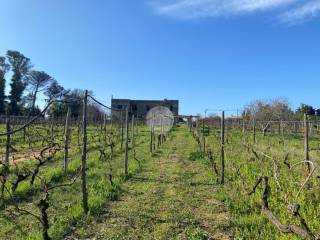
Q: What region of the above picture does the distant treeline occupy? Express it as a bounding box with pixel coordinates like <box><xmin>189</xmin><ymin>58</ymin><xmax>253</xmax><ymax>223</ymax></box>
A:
<box><xmin>205</xmin><ymin>99</ymin><xmax>320</xmax><ymax>121</ymax></box>
<box><xmin>0</xmin><ymin>50</ymin><xmax>103</xmax><ymax>118</ymax></box>
<box><xmin>242</xmin><ymin>98</ymin><xmax>320</xmax><ymax>121</ymax></box>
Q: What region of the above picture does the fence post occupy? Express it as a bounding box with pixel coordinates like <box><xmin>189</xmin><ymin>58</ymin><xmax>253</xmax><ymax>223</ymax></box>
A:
<box><xmin>253</xmin><ymin>117</ymin><xmax>256</xmax><ymax>145</ymax></box>
<box><xmin>150</xmin><ymin>115</ymin><xmax>153</xmax><ymax>153</ymax></box>
<box><xmin>152</xmin><ymin>115</ymin><xmax>156</xmax><ymax>151</ymax></box>
<box><xmin>5</xmin><ymin>113</ymin><xmax>10</xmax><ymax>161</ymax></box>
<box><xmin>202</xmin><ymin>118</ymin><xmax>205</xmax><ymax>152</ymax></box>
<box><xmin>280</xmin><ymin>120</ymin><xmax>284</xmax><ymax>145</ymax></box>
<box><xmin>150</xmin><ymin>125</ymin><xmax>153</xmax><ymax>153</ymax></box>
<box><xmin>81</xmin><ymin>90</ymin><xmax>89</xmax><ymax>214</ymax></box>
<box><xmin>304</xmin><ymin>114</ymin><xmax>310</xmax><ymax>173</ymax></box>
<box><xmin>121</xmin><ymin>111</ymin><xmax>124</xmax><ymax>151</ymax></box>
<box><xmin>242</xmin><ymin>119</ymin><xmax>245</xmax><ymax>134</ymax></box>
<box><xmin>131</xmin><ymin>114</ymin><xmax>135</xmax><ymax>149</ymax></box>
<box><xmin>1</xmin><ymin>113</ymin><xmax>10</xmax><ymax>197</ymax></box>
<box><xmin>64</xmin><ymin>108</ymin><xmax>71</xmax><ymax>173</ymax></box>
<box><xmin>23</xmin><ymin>126</ymin><xmax>26</xmax><ymax>142</ymax></box>
<box><xmin>103</xmin><ymin>113</ymin><xmax>107</xmax><ymax>143</ymax></box>
<box><xmin>160</xmin><ymin>117</ymin><xmax>164</xmax><ymax>145</ymax></box>
<box><xmin>153</xmin><ymin>128</ymin><xmax>156</xmax><ymax>151</ymax></box>
<box><xmin>77</xmin><ymin>119</ymin><xmax>81</xmax><ymax>146</ymax></box>
<box><xmin>220</xmin><ymin>111</ymin><xmax>225</xmax><ymax>185</ymax></box>
<box><xmin>50</xmin><ymin>114</ymin><xmax>54</xmax><ymax>142</ymax></box>
<box><xmin>124</xmin><ymin>108</ymin><xmax>129</xmax><ymax>179</ymax></box>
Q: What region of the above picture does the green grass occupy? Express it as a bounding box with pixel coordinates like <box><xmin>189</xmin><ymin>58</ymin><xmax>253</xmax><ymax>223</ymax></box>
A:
<box><xmin>66</xmin><ymin>124</ymin><xmax>231</xmax><ymax>240</ymax></box>
<box><xmin>1</xmin><ymin>123</ymin><xmax>319</xmax><ymax>239</ymax></box>
<box><xmin>0</xmin><ymin>124</ymin><xmax>152</xmax><ymax>239</ymax></box>
<box><xmin>201</xmin><ymin>126</ymin><xmax>320</xmax><ymax>240</ymax></box>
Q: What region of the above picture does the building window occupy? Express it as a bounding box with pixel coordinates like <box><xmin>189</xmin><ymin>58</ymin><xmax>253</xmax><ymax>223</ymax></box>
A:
<box><xmin>117</xmin><ymin>105</ymin><xmax>122</xmax><ymax>109</ymax></box>
<box><xmin>146</xmin><ymin>106</ymin><xmax>150</xmax><ymax>111</ymax></box>
<box><xmin>170</xmin><ymin>106</ymin><xmax>173</xmax><ymax>111</ymax></box>
<box><xmin>132</xmin><ymin>105</ymin><xmax>137</xmax><ymax>111</ymax></box>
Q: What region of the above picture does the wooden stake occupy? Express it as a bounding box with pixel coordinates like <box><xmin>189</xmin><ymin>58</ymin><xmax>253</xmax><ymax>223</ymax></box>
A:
<box><xmin>202</xmin><ymin>118</ymin><xmax>205</xmax><ymax>152</ymax></box>
<box><xmin>63</xmin><ymin>108</ymin><xmax>71</xmax><ymax>173</ymax></box>
<box><xmin>121</xmin><ymin>111</ymin><xmax>124</xmax><ymax>151</ymax></box>
<box><xmin>131</xmin><ymin>114</ymin><xmax>135</xmax><ymax>149</ymax></box>
<box><xmin>304</xmin><ymin>114</ymin><xmax>310</xmax><ymax>173</ymax></box>
<box><xmin>5</xmin><ymin>114</ymin><xmax>10</xmax><ymax>165</ymax></box>
<box><xmin>81</xmin><ymin>90</ymin><xmax>89</xmax><ymax>214</ymax></box>
<box><xmin>124</xmin><ymin>108</ymin><xmax>129</xmax><ymax>179</ymax></box>
<box><xmin>253</xmin><ymin>118</ymin><xmax>256</xmax><ymax>145</ymax></box>
<box><xmin>220</xmin><ymin>111</ymin><xmax>225</xmax><ymax>185</ymax></box>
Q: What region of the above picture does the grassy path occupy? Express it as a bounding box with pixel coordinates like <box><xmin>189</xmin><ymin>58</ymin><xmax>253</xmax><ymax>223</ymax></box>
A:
<box><xmin>67</xmin><ymin>125</ymin><xmax>231</xmax><ymax>239</ymax></box>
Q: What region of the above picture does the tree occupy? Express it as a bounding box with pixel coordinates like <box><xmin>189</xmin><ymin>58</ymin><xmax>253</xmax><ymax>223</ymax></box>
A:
<box><xmin>296</xmin><ymin>104</ymin><xmax>315</xmax><ymax>117</ymax></box>
<box><xmin>6</xmin><ymin>50</ymin><xmax>32</xmax><ymax>115</ymax></box>
<box><xmin>47</xmin><ymin>89</ymin><xmax>84</xmax><ymax>118</ymax></box>
<box><xmin>244</xmin><ymin>98</ymin><xmax>293</xmax><ymax>121</ymax></box>
<box><xmin>44</xmin><ymin>80</ymin><xmax>67</xmax><ymax>101</ymax></box>
<box><xmin>26</xmin><ymin>71</ymin><xmax>53</xmax><ymax>114</ymax></box>
<box><xmin>0</xmin><ymin>56</ymin><xmax>10</xmax><ymax>114</ymax></box>
<box><xmin>47</xmin><ymin>89</ymin><xmax>100</xmax><ymax>119</ymax></box>
<box><xmin>270</xmin><ymin>98</ymin><xmax>294</xmax><ymax>120</ymax></box>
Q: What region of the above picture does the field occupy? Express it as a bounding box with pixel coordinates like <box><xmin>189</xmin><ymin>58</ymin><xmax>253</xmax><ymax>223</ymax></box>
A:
<box><xmin>0</xmin><ymin>114</ymin><xmax>320</xmax><ymax>239</ymax></box>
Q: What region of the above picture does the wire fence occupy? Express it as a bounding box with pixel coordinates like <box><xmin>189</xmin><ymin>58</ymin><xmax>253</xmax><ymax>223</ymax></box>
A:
<box><xmin>189</xmin><ymin>110</ymin><xmax>320</xmax><ymax>239</ymax></box>
<box><xmin>0</xmin><ymin>90</ymin><xmax>174</xmax><ymax>240</ymax></box>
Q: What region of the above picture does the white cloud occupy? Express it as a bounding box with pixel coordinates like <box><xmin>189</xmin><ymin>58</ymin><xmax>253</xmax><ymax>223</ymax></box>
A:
<box><xmin>279</xmin><ymin>0</ymin><xmax>320</xmax><ymax>24</ymax></box>
<box><xmin>151</xmin><ymin>0</ymin><xmax>320</xmax><ymax>23</ymax></box>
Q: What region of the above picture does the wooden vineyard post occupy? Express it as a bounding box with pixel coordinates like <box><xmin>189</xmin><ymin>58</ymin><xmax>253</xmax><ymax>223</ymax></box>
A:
<box><xmin>131</xmin><ymin>115</ymin><xmax>135</xmax><ymax>149</ymax></box>
<box><xmin>5</xmin><ymin>114</ymin><xmax>10</xmax><ymax>165</ymax></box>
<box><xmin>77</xmin><ymin>119</ymin><xmax>81</xmax><ymax>146</ymax></box>
<box><xmin>124</xmin><ymin>108</ymin><xmax>129</xmax><ymax>179</ymax></box>
<box><xmin>150</xmin><ymin>125</ymin><xmax>153</xmax><ymax>153</ymax></box>
<box><xmin>253</xmin><ymin>117</ymin><xmax>256</xmax><ymax>145</ymax></box>
<box><xmin>110</xmin><ymin>108</ymin><xmax>113</xmax><ymax>130</ymax></box>
<box><xmin>50</xmin><ymin>114</ymin><xmax>54</xmax><ymax>142</ymax></box>
<box><xmin>103</xmin><ymin>113</ymin><xmax>107</xmax><ymax>143</ymax></box>
<box><xmin>81</xmin><ymin>90</ymin><xmax>89</xmax><ymax>214</ymax></box>
<box><xmin>63</xmin><ymin>108</ymin><xmax>71</xmax><ymax>173</ymax></box>
<box><xmin>152</xmin><ymin>115</ymin><xmax>156</xmax><ymax>151</ymax></box>
<box><xmin>220</xmin><ymin>111</ymin><xmax>225</xmax><ymax>185</ymax></box>
<box><xmin>280</xmin><ymin>120</ymin><xmax>284</xmax><ymax>145</ymax></box>
<box><xmin>187</xmin><ymin>116</ymin><xmax>190</xmax><ymax>131</ymax></box>
<box><xmin>242</xmin><ymin>118</ymin><xmax>245</xmax><ymax>134</ymax></box>
<box><xmin>304</xmin><ymin>113</ymin><xmax>310</xmax><ymax>173</ymax></box>
<box><xmin>153</xmin><ymin>127</ymin><xmax>156</xmax><ymax>151</ymax></box>
<box><xmin>202</xmin><ymin>118</ymin><xmax>206</xmax><ymax>153</ymax></box>
<box><xmin>150</xmin><ymin>115</ymin><xmax>153</xmax><ymax>153</ymax></box>
<box><xmin>0</xmin><ymin>113</ymin><xmax>10</xmax><ymax>197</ymax></box>
<box><xmin>121</xmin><ymin>110</ymin><xmax>124</xmax><ymax>151</ymax></box>
<box><xmin>23</xmin><ymin>126</ymin><xmax>26</xmax><ymax>142</ymax></box>
<box><xmin>160</xmin><ymin>116</ymin><xmax>164</xmax><ymax>145</ymax></box>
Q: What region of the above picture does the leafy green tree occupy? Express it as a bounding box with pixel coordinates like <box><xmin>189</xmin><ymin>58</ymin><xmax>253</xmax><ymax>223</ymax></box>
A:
<box><xmin>44</xmin><ymin>80</ymin><xmax>67</xmax><ymax>101</ymax></box>
<box><xmin>6</xmin><ymin>50</ymin><xmax>32</xmax><ymax>115</ymax></box>
<box><xmin>26</xmin><ymin>71</ymin><xmax>53</xmax><ymax>114</ymax></box>
<box><xmin>47</xmin><ymin>89</ymin><xmax>102</xmax><ymax>119</ymax></box>
<box><xmin>296</xmin><ymin>104</ymin><xmax>315</xmax><ymax>117</ymax></box>
<box><xmin>47</xmin><ymin>89</ymin><xmax>84</xmax><ymax>118</ymax></box>
<box><xmin>0</xmin><ymin>56</ymin><xmax>10</xmax><ymax>114</ymax></box>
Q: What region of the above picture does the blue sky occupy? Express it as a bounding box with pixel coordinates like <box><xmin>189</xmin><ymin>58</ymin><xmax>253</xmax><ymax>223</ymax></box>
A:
<box><xmin>0</xmin><ymin>0</ymin><xmax>320</xmax><ymax>115</ymax></box>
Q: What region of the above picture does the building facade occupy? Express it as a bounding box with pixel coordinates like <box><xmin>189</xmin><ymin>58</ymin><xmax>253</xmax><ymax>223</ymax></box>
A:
<box><xmin>111</xmin><ymin>98</ymin><xmax>179</xmax><ymax>118</ymax></box>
